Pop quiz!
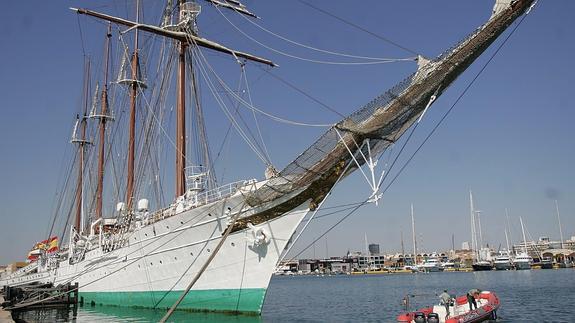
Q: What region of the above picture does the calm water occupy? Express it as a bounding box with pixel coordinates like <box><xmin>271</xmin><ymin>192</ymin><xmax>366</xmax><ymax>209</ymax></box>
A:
<box><xmin>11</xmin><ymin>269</ymin><xmax>575</xmax><ymax>322</ymax></box>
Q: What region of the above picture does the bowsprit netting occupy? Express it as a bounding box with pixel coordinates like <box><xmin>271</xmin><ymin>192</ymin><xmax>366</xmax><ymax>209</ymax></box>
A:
<box><xmin>243</xmin><ymin>0</ymin><xmax>535</xmax><ymax>212</ymax></box>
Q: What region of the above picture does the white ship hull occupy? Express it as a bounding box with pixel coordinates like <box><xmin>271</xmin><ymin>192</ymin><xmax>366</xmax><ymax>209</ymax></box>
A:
<box><xmin>493</xmin><ymin>260</ymin><xmax>513</xmax><ymax>271</ymax></box>
<box><xmin>1</xmin><ymin>190</ymin><xmax>311</xmax><ymax>314</ymax></box>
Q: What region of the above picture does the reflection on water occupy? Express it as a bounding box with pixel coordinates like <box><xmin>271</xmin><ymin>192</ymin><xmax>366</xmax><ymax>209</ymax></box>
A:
<box><xmin>10</xmin><ymin>269</ymin><xmax>575</xmax><ymax>322</ymax></box>
<box><xmin>12</xmin><ymin>305</ymin><xmax>262</xmax><ymax>323</ymax></box>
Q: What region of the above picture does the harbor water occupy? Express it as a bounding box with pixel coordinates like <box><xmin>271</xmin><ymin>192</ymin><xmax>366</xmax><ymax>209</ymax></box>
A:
<box><xmin>11</xmin><ymin>269</ymin><xmax>575</xmax><ymax>322</ymax></box>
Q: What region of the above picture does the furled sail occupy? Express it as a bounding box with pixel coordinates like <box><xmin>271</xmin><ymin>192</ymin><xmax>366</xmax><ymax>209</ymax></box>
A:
<box><xmin>243</xmin><ymin>0</ymin><xmax>535</xmax><ymax>215</ymax></box>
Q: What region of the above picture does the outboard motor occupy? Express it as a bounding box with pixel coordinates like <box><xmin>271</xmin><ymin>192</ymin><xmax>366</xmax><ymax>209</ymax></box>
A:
<box><xmin>427</xmin><ymin>313</ymin><xmax>440</xmax><ymax>323</ymax></box>
<box><xmin>414</xmin><ymin>312</ymin><xmax>427</xmax><ymax>323</ymax></box>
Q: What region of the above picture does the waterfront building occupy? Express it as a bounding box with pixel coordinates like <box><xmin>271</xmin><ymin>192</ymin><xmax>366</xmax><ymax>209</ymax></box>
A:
<box><xmin>368</xmin><ymin>244</ymin><xmax>380</xmax><ymax>255</ymax></box>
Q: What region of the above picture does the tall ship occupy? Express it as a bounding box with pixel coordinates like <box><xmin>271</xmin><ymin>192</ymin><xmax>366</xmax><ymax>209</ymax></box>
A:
<box><xmin>1</xmin><ymin>0</ymin><xmax>537</xmax><ymax>315</ymax></box>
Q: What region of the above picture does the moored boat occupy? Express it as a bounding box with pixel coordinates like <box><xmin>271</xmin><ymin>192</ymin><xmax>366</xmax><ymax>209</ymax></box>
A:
<box><xmin>397</xmin><ymin>291</ymin><xmax>499</xmax><ymax>323</ymax></box>
<box><xmin>539</xmin><ymin>256</ymin><xmax>553</xmax><ymax>269</ymax></box>
<box><xmin>420</xmin><ymin>258</ymin><xmax>443</xmax><ymax>273</ymax></box>
<box><xmin>472</xmin><ymin>260</ymin><xmax>493</xmax><ymax>272</ymax></box>
<box><xmin>514</xmin><ymin>217</ymin><xmax>533</xmax><ymax>270</ymax></box>
<box><xmin>1</xmin><ymin>0</ymin><xmax>537</xmax><ymax>316</ymax></box>
<box><xmin>513</xmin><ymin>252</ymin><xmax>533</xmax><ymax>270</ymax></box>
<box><xmin>493</xmin><ymin>252</ymin><xmax>513</xmax><ymax>271</ymax></box>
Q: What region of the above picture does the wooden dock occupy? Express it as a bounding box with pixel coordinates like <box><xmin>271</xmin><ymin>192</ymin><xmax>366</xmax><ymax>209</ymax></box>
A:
<box><xmin>2</xmin><ymin>283</ymin><xmax>78</xmax><ymax>312</ymax></box>
<box><xmin>0</xmin><ymin>295</ymin><xmax>15</xmax><ymax>323</ymax></box>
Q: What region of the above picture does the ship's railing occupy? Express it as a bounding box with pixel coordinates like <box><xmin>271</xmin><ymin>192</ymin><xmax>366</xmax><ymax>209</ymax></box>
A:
<box><xmin>192</xmin><ymin>180</ymin><xmax>248</xmax><ymax>206</ymax></box>
<box><xmin>143</xmin><ymin>180</ymin><xmax>256</xmax><ymax>226</ymax></box>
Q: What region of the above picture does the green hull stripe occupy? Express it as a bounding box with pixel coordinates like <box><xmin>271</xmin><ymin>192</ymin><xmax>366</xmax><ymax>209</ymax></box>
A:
<box><xmin>79</xmin><ymin>288</ymin><xmax>266</xmax><ymax>314</ymax></box>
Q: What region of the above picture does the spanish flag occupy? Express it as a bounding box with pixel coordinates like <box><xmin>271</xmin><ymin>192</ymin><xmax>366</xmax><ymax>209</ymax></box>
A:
<box><xmin>30</xmin><ymin>237</ymin><xmax>59</xmax><ymax>254</ymax></box>
<box><xmin>46</xmin><ymin>236</ymin><xmax>58</xmax><ymax>253</ymax></box>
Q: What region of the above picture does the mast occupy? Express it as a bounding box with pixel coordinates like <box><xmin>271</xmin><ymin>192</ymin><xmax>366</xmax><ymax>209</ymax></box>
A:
<box><xmin>519</xmin><ymin>216</ymin><xmax>528</xmax><ymax>254</ymax></box>
<box><xmin>175</xmin><ymin>0</ymin><xmax>187</xmax><ymax>197</ymax></box>
<box><xmin>469</xmin><ymin>191</ymin><xmax>477</xmax><ymax>261</ymax></box>
<box><xmin>504</xmin><ymin>226</ymin><xmax>510</xmax><ymax>253</ymax></box>
<box><xmin>505</xmin><ymin>208</ymin><xmax>514</xmax><ymax>254</ymax></box>
<box><xmin>411</xmin><ymin>204</ymin><xmax>417</xmax><ymax>265</ymax></box>
<box><xmin>555</xmin><ymin>200</ymin><xmax>564</xmax><ymax>249</ymax></box>
<box><xmin>73</xmin><ymin>1</ymin><xmax>275</xmax><ymax>203</ymax></box>
<box><xmin>364</xmin><ymin>233</ymin><xmax>369</xmax><ymax>268</ymax></box>
<box><xmin>400</xmin><ymin>230</ymin><xmax>405</xmax><ymax>261</ymax></box>
<box><xmin>95</xmin><ymin>24</ymin><xmax>112</xmax><ymax>220</ymax></box>
<box><xmin>125</xmin><ymin>0</ymin><xmax>140</xmax><ymax>210</ymax></box>
<box><xmin>476</xmin><ymin>210</ymin><xmax>484</xmax><ymax>251</ymax></box>
<box><xmin>73</xmin><ymin>61</ymin><xmax>91</xmax><ymax>233</ymax></box>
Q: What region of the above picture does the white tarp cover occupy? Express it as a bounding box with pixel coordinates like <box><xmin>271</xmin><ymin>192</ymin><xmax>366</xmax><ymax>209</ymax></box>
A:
<box><xmin>491</xmin><ymin>0</ymin><xmax>514</xmax><ymax>19</ymax></box>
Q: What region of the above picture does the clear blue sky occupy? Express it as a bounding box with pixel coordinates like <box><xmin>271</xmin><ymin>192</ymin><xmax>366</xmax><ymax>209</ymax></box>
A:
<box><xmin>0</xmin><ymin>1</ymin><xmax>573</xmax><ymax>264</ymax></box>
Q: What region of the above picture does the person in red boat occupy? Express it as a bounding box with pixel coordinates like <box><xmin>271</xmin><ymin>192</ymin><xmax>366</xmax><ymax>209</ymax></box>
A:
<box><xmin>466</xmin><ymin>288</ymin><xmax>481</xmax><ymax>311</ymax></box>
<box><xmin>439</xmin><ymin>289</ymin><xmax>454</xmax><ymax>319</ymax></box>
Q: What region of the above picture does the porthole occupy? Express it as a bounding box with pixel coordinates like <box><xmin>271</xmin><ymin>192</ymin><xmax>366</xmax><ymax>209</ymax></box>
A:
<box><xmin>160</xmin><ymin>260</ymin><xmax>163</xmax><ymax>264</ymax></box>
<box><xmin>180</xmin><ymin>221</ymin><xmax>184</xmax><ymax>225</ymax></box>
<box><xmin>208</xmin><ymin>213</ymin><xmax>212</xmax><ymax>217</ymax></box>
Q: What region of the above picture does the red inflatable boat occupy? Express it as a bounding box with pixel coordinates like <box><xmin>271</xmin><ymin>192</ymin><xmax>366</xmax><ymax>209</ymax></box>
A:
<box><xmin>397</xmin><ymin>291</ymin><xmax>499</xmax><ymax>323</ymax></box>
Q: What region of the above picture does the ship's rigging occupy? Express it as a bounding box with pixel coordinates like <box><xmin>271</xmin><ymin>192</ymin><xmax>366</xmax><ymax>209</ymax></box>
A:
<box><xmin>4</xmin><ymin>0</ymin><xmax>539</xmax><ymax>316</ymax></box>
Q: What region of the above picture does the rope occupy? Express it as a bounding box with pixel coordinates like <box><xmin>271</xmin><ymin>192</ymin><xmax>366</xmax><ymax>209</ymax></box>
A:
<box><xmin>259</xmin><ymin>67</ymin><xmax>345</xmax><ymax>118</ymax></box>
<box><xmin>380</xmin><ymin>14</ymin><xmax>529</xmax><ymax>196</ymax></box>
<box><xmin>194</xmin><ymin>45</ymin><xmax>332</xmax><ymax>127</ymax></box>
<box><xmin>242</xmin><ymin>65</ymin><xmax>273</xmax><ymax>165</ymax></box>
<box><xmin>191</xmin><ymin>45</ymin><xmax>272</xmax><ymax>164</ymax></box>
<box><xmin>214</xmin><ymin>4</ymin><xmax>415</xmax><ymax>65</ymax></box>
<box><xmin>159</xmin><ymin>209</ymin><xmax>241</xmax><ymax>322</ymax></box>
<box><xmin>230</xmin><ymin>5</ymin><xmax>416</xmax><ymax>62</ymax></box>
<box><xmin>297</xmin><ymin>0</ymin><xmax>421</xmax><ymax>56</ymax></box>
<box><xmin>289</xmin><ymin>12</ymin><xmax>529</xmax><ymax>261</ymax></box>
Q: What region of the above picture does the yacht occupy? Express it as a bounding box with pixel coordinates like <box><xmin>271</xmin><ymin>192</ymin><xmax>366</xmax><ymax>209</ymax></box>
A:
<box><xmin>494</xmin><ymin>251</ymin><xmax>513</xmax><ymax>270</ymax></box>
<box><xmin>539</xmin><ymin>256</ymin><xmax>553</xmax><ymax>269</ymax></box>
<box><xmin>514</xmin><ymin>252</ymin><xmax>533</xmax><ymax>270</ymax></box>
<box><xmin>472</xmin><ymin>260</ymin><xmax>493</xmax><ymax>271</ymax></box>
<box><xmin>514</xmin><ymin>217</ymin><xmax>533</xmax><ymax>270</ymax></box>
<box><xmin>420</xmin><ymin>258</ymin><xmax>443</xmax><ymax>272</ymax></box>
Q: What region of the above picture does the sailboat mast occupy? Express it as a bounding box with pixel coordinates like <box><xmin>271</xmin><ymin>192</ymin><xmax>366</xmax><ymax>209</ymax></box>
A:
<box><xmin>519</xmin><ymin>216</ymin><xmax>528</xmax><ymax>254</ymax></box>
<box><xmin>504</xmin><ymin>226</ymin><xmax>510</xmax><ymax>252</ymax></box>
<box><xmin>477</xmin><ymin>210</ymin><xmax>484</xmax><ymax>250</ymax></box>
<box><xmin>411</xmin><ymin>204</ymin><xmax>417</xmax><ymax>265</ymax></box>
<box><xmin>75</xmin><ymin>61</ymin><xmax>90</xmax><ymax>233</ymax></box>
<box><xmin>400</xmin><ymin>231</ymin><xmax>405</xmax><ymax>260</ymax></box>
<box><xmin>126</xmin><ymin>0</ymin><xmax>140</xmax><ymax>210</ymax></box>
<box><xmin>96</xmin><ymin>24</ymin><xmax>112</xmax><ymax>220</ymax></box>
<box><xmin>555</xmin><ymin>200</ymin><xmax>564</xmax><ymax>249</ymax></box>
<box><xmin>469</xmin><ymin>191</ymin><xmax>477</xmax><ymax>260</ymax></box>
<box><xmin>175</xmin><ymin>3</ymin><xmax>187</xmax><ymax>197</ymax></box>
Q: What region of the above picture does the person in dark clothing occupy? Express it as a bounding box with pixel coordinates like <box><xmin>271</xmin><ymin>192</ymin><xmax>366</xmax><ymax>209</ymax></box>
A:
<box><xmin>439</xmin><ymin>289</ymin><xmax>453</xmax><ymax>319</ymax></box>
<box><xmin>466</xmin><ymin>288</ymin><xmax>481</xmax><ymax>311</ymax></box>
